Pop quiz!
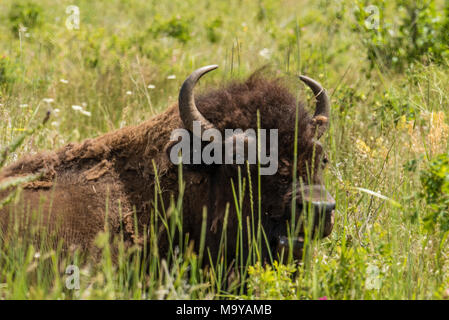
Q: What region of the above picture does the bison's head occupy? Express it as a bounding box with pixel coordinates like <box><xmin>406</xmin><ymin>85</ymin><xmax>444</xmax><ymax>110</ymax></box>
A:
<box><xmin>169</xmin><ymin>65</ymin><xmax>335</xmax><ymax>261</ymax></box>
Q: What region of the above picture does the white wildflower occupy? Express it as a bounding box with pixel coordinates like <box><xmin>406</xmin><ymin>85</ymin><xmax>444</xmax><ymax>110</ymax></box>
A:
<box><xmin>43</xmin><ymin>98</ymin><xmax>54</xmax><ymax>104</ymax></box>
<box><xmin>259</xmin><ymin>48</ymin><xmax>272</xmax><ymax>59</ymax></box>
<box><xmin>60</xmin><ymin>79</ymin><xmax>69</xmax><ymax>84</ymax></box>
<box><xmin>80</xmin><ymin>110</ymin><xmax>91</xmax><ymax>117</ymax></box>
<box><xmin>19</xmin><ymin>104</ymin><xmax>28</xmax><ymax>108</ymax></box>
<box><xmin>126</xmin><ymin>91</ymin><xmax>132</xmax><ymax>95</ymax></box>
<box><xmin>167</xmin><ymin>75</ymin><xmax>176</xmax><ymax>80</ymax></box>
<box><xmin>71</xmin><ymin>104</ymin><xmax>91</xmax><ymax>116</ymax></box>
<box><xmin>147</xmin><ymin>84</ymin><xmax>156</xmax><ymax>89</ymax></box>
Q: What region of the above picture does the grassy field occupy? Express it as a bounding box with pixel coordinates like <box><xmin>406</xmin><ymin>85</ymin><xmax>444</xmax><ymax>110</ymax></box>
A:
<box><xmin>1</xmin><ymin>0</ymin><xmax>449</xmax><ymax>299</ymax></box>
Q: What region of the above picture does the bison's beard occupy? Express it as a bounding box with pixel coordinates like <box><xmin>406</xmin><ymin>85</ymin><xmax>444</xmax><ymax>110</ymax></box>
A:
<box><xmin>268</xmin><ymin>208</ymin><xmax>335</xmax><ymax>261</ymax></box>
<box><xmin>276</xmin><ymin>235</ymin><xmax>304</xmax><ymax>261</ymax></box>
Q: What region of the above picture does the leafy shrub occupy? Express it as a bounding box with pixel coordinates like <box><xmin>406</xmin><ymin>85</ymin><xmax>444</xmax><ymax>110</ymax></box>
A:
<box><xmin>149</xmin><ymin>15</ymin><xmax>192</xmax><ymax>44</ymax></box>
<box><xmin>8</xmin><ymin>1</ymin><xmax>43</xmax><ymax>35</ymax></box>
<box><xmin>420</xmin><ymin>153</ymin><xmax>449</xmax><ymax>234</ymax></box>
<box><xmin>243</xmin><ymin>262</ymin><xmax>297</xmax><ymax>299</ymax></box>
<box><xmin>205</xmin><ymin>18</ymin><xmax>223</xmax><ymax>43</ymax></box>
<box><xmin>375</xmin><ymin>89</ymin><xmax>417</xmax><ymax>125</ymax></box>
<box><xmin>353</xmin><ymin>0</ymin><xmax>449</xmax><ymax>71</ymax></box>
<box><xmin>80</xmin><ymin>28</ymin><xmax>105</xmax><ymax>69</ymax></box>
<box><xmin>0</xmin><ymin>55</ymin><xmax>20</xmax><ymax>93</ymax></box>
<box><xmin>256</xmin><ymin>0</ymin><xmax>277</xmax><ymax>22</ymax></box>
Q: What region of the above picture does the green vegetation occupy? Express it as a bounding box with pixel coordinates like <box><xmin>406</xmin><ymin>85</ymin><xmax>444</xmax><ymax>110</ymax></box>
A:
<box><xmin>0</xmin><ymin>0</ymin><xmax>449</xmax><ymax>299</ymax></box>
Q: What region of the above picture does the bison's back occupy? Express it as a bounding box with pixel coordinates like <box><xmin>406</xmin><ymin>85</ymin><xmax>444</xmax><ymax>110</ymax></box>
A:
<box><xmin>0</xmin><ymin>175</ymin><xmax>124</xmax><ymax>250</ymax></box>
<box><xmin>0</xmin><ymin>104</ymin><xmax>180</xmax><ymax>253</ymax></box>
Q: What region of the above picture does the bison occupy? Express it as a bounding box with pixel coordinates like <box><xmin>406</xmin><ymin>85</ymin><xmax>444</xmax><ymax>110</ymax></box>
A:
<box><xmin>0</xmin><ymin>65</ymin><xmax>335</xmax><ymax>262</ymax></box>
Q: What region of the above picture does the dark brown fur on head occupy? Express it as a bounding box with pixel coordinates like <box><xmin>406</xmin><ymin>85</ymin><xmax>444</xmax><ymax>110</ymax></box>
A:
<box><xmin>0</xmin><ymin>69</ymin><xmax>330</xmax><ymax>263</ymax></box>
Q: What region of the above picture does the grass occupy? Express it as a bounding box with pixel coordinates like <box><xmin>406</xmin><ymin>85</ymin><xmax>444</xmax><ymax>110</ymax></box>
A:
<box><xmin>0</xmin><ymin>0</ymin><xmax>449</xmax><ymax>299</ymax></box>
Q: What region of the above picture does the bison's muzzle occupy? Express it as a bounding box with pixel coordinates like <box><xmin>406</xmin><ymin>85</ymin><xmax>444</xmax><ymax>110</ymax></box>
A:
<box><xmin>276</xmin><ymin>185</ymin><xmax>335</xmax><ymax>260</ymax></box>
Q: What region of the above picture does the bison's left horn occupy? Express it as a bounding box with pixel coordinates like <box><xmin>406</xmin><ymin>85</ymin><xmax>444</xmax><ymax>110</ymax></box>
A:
<box><xmin>179</xmin><ymin>65</ymin><xmax>219</xmax><ymax>135</ymax></box>
<box><xmin>299</xmin><ymin>75</ymin><xmax>330</xmax><ymax>138</ymax></box>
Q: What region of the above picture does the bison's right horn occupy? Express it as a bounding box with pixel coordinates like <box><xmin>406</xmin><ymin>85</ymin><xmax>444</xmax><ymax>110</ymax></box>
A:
<box><xmin>179</xmin><ymin>65</ymin><xmax>219</xmax><ymax>136</ymax></box>
<box><xmin>299</xmin><ymin>75</ymin><xmax>330</xmax><ymax>138</ymax></box>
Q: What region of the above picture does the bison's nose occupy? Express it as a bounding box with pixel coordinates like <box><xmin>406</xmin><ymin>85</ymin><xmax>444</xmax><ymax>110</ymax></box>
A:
<box><xmin>298</xmin><ymin>185</ymin><xmax>335</xmax><ymax>238</ymax></box>
<box><xmin>313</xmin><ymin>200</ymin><xmax>335</xmax><ymax>217</ymax></box>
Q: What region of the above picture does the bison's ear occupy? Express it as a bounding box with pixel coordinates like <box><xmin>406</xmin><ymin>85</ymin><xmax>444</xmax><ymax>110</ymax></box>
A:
<box><xmin>310</xmin><ymin>115</ymin><xmax>329</xmax><ymax>137</ymax></box>
<box><xmin>311</xmin><ymin>115</ymin><xmax>328</xmax><ymax>127</ymax></box>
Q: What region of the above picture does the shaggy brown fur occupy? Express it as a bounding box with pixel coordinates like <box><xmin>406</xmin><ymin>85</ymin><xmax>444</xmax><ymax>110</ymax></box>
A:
<box><xmin>0</xmin><ymin>72</ymin><xmax>328</xmax><ymax>261</ymax></box>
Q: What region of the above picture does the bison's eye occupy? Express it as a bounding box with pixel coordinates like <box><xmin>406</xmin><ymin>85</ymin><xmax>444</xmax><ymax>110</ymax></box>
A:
<box><xmin>322</xmin><ymin>155</ymin><xmax>329</xmax><ymax>168</ymax></box>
